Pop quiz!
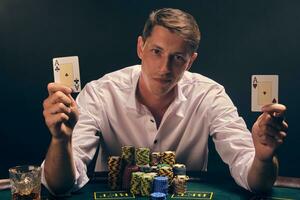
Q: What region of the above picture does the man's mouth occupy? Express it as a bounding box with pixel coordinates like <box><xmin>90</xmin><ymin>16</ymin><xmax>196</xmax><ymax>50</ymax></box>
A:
<box><xmin>153</xmin><ymin>77</ymin><xmax>172</xmax><ymax>84</ymax></box>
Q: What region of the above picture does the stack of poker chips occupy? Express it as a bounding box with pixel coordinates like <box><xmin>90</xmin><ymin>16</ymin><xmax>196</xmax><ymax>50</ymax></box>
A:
<box><xmin>130</xmin><ymin>172</ymin><xmax>144</xmax><ymax>195</ymax></box>
<box><xmin>158</xmin><ymin>165</ymin><xmax>174</xmax><ymax>185</ymax></box>
<box><xmin>150</xmin><ymin>152</ymin><xmax>161</xmax><ymax>166</ymax></box>
<box><xmin>121</xmin><ymin>145</ymin><xmax>135</xmax><ymax>165</ymax></box>
<box><xmin>108</xmin><ymin>156</ymin><xmax>122</xmax><ymax>190</ymax></box>
<box><xmin>121</xmin><ymin>145</ymin><xmax>137</xmax><ymax>190</ymax></box>
<box><xmin>160</xmin><ymin>151</ymin><xmax>176</xmax><ymax>166</ymax></box>
<box><xmin>173</xmin><ymin>164</ymin><xmax>186</xmax><ymax>176</ymax></box>
<box><xmin>135</xmin><ymin>147</ymin><xmax>150</xmax><ymax>166</ymax></box>
<box><xmin>153</xmin><ymin>176</ymin><xmax>169</xmax><ymax>194</ymax></box>
<box><xmin>172</xmin><ymin>175</ymin><xmax>189</xmax><ymax>194</ymax></box>
<box><xmin>107</xmin><ymin>147</ymin><xmax>189</xmax><ymax>197</ymax></box>
<box><xmin>140</xmin><ymin>173</ymin><xmax>156</xmax><ymax>196</ymax></box>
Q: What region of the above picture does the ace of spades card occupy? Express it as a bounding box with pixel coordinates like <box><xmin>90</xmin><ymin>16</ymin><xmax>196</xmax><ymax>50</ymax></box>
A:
<box><xmin>251</xmin><ymin>75</ymin><xmax>278</xmax><ymax>112</ymax></box>
<box><xmin>53</xmin><ymin>56</ymin><xmax>81</xmax><ymax>93</ymax></box>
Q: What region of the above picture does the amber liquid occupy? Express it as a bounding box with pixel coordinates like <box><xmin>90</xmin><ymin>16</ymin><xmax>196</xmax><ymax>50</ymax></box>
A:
<box><xmin>12</xmin><ymin>192</ymin><xmax>40</xmax><ymax>200</ymax></box>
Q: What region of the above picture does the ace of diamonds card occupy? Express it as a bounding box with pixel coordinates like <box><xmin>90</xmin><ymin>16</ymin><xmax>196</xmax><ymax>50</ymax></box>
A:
<box><xmin>251</xmin><ymin>75</ymin><xmax>278</xmax><ymax>112</ymax></box>
<box><xmin>53</xmin><ymin>56</ymin><xmax>81</xmax><ymax>92</ymax></box>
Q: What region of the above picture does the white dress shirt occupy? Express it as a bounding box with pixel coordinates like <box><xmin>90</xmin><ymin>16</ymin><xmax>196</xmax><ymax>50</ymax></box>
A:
<box><xmin>42</xmin><ymin>64</ymin><xmax>255</xmax><ymax>192</ymax></box>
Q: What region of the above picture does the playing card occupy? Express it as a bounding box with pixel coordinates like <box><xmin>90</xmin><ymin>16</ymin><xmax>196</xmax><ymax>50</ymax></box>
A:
<box><xmin>53</xmin><ymin>56</ymin><xmax>81</xmax><ymax>92</ymax></box>
<box><xmin>251</xmin><ymin>75</ymin><xmax>278</xmax><ymax>112</ymax></box>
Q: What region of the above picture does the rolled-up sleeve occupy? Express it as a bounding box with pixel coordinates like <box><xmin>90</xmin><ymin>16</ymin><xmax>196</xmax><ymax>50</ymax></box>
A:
<box><xmin>208</xmin><ymin>86</ymin><xmax>255</xmax><ymax>190</ymax></box>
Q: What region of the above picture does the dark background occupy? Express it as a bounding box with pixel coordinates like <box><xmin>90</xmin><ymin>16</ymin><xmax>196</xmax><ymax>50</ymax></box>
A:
<box><xmin>0</xmin><ymin>0</ymin><xmax>299</xmax><ymax>179</ymax></box>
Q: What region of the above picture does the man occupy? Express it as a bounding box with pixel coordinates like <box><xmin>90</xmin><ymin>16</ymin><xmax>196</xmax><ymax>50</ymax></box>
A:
<box><xmin>42</xmin><ymin>8</ymin><xmax>288</xmax><ymax>195</ymax></box>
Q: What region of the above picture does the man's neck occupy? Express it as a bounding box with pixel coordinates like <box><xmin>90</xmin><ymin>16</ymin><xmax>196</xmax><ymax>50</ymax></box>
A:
<box><xmin>136</xmin><ymin>79</ymin><xmax>176</xmax><ymax>127</ymax></box>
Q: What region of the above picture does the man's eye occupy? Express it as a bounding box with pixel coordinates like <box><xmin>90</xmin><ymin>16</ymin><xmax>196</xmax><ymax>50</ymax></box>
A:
<box><xmin>174</xmin><ymin>55</ymin><xmax>185</xmax><ymax>62</ymax></box>
<box><xmin>151</xmin><ymin>49</ymin><xmax>161</xmax><ymax>55</ymax></box>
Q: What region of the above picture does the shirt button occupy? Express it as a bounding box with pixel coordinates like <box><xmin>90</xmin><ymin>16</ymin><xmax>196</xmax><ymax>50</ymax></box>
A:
<box><xmin>154</xmin><ymin>139</ymin><xmax>158</xmax><ymax>144</ymax></box>
<box><xmin>150</xmin><ymin>119</ymin><xmax>155</xmax><ymax>123</ymax></box>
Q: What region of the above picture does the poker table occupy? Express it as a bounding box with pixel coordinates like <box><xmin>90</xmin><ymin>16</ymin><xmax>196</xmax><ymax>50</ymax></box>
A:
<box><xmin>1</xmin><ymin>172</ymin><xmax>299</xmax><ymax>200</ymax></box>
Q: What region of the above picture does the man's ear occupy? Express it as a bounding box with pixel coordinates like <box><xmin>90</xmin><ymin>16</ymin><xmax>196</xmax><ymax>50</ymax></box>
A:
<box><xmin>186</xmin><ymin>52</ymin><xmax>198</xmax><ymax>71</ymax></box>
<box><xmin>137</xmin><ymin>36</ymin><xmax>144</xmax><ymax>60</ymax></box>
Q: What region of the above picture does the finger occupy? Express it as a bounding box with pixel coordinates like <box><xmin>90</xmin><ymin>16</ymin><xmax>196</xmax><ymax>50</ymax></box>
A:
<box><xmin>268</xmin><ymin>119</ymin><xmax>288</xmax><ymax>133</ymax></box>
<box><xmin>259</xmin><ymin>134</ymin><xmax>277</xmax><ymax>148</ymax></box>
<box><xmin>277</xmin><ymin>131</ymin><xmax>287</xmax><ymax>141</ymax></box>
<box><xmin>45</xmin><ymin>91</ymin><xmax>72</xmax><ymax>108</ymax></box>
<box><xmin>282</xmin><ymin>120</ymin><xmax>288</xmax><ymax>132</ymax></box>
<box><xmin>261</xmin><ymin>103</ymin><xmax>286</xmax><ymax>117</ymax></box>
<box><xmin>67</xmin><ymin>94</ymin><xmax>77</xmax><ymax>108</ymax></box>
<box><xmin>267</xmin><ymin>117</ymin><xmax>288</xmax><ymax>133</ymax></box>
<box><xmin>271</xmin><ymin>131</ymin><xmax>286</xmax><ymax>145</ymax></box>
<box><xmin>257</xmin><ymin>124</ymin><xmax>278</xmax><ymax>138</ymax></box>
<box><xmin>258</xmin><ymin>120</ymin><xmax>287</xmax><ymax>138</ymax></box>
<box><xmin>47</xmin><ymin>83</ymin><xmax>72</xmax><ymax>96</ymax></box>
<box><xmin>259</xmin><ymin>112</ymin><xmax>287</xmax><ymax>131</ymax></box>
<box><xmin>267</xmin><ymin>117</ymin><xmax>283</xmax><ymax>131</ymax></box>
<box><xmin>258</xmin><ymin>112</ymin><xmax>274</xmax><ymax>128</ymax></box>
<box><xmin>44</xmin><ymin>113</ymin><xmax>69</xmax><ymax>128</ymax></box>
<box><xmin>44</xmin><ymin>103</ymin><xmax>71</xmax><ymax>116</ymax></box>
<box><xmin>270</xmin><ymin>130</ymin><xmax>287</xmax><ymax>141</ymax></box>
<box><xmin>259</xmin><ymin>129</ymin><xmax>286</xmax><ymax>146</ymax></box>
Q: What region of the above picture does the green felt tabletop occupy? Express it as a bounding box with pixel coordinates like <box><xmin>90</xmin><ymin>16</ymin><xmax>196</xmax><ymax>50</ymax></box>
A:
<box><xmin>1</xmin><ymin>175</ymin><xmax>299</xmax><ymax>200</ymax></box>
<box><xmin>0</xmin><ymin>172</ymin><xmax>300</xmax><ymax>200</ymax></box>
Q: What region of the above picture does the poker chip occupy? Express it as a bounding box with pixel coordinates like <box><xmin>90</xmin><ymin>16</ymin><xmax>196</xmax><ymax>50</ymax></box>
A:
<box><xmin>147</xmin><ymin>172</ymin><xmax>158</xmax><ymax>177</ymax></box>
<box><xmin>107</xmin><ymin>156</ymin><xmax>122</xmax><ymax>190</ymax></box>
<box><xmin>150</xmin><ymin>192</ymin><xmax>167</xmax><ymax>200</ymax></box>
<box><xmin>150</xmin><ymin>152</ymin><xmax>161</xmax><ymax>166</ymax></box>
<box><xmin>130</xmin><ymin>171</ymin><xmax>144</xmax><ymax>195</ymax></box>
<box><xmin>158</xmin><ymin>166</ymin><xmax>173</xmax><ymax>185</ymax></box>
<box><xmin>157</xmin><ymin>163</ymin><xmax>170</xmax><ymax>169</ymax></box>
<box><xmin>173</xmin><ymin>164</ymin><xmax>186</xmax><ymax>176</ymax></box>
<box><xmin>121</xmin><ymin>145</ymin><xmax>135</xmax><ymax>165</ymax></box>
<box><xmin>140</xmin><ymin>173</ymin><xmax>155</xmax><ymax>196</ymax></box>
<box><xmin>153</xmin><ymin>176</ymin><xmax>169</xmax><ymax>194</ymax></box>
<box><xmin>172</xmin><ymin>175</ymin><xmax>189</xmax><ymax>194</ymax></box>
<box><xmin>151</xmin><ymin>165</ymin><xmax>158</xmax><ymax>173</ymax></box>
<box><xmin>160</xmin><ymin>151</ymin><xmax>176</xmax><ymax>166</ymax></box>
<box><xmin>135</xmin><ymin>147</ymin><xmax>150</xmax><ymax>166</ymax></box>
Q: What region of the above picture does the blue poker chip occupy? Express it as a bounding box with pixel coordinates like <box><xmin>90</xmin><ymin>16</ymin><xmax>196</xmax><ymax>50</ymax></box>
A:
<box><xmin>153</xmin><ymin>176</ymin><xmax>168</xmax><ymax>194</ymax></box>
<box><xmin>151</xmin><ymin>192</ymin><xmax>167</xmax><ymax>200</ymax></box>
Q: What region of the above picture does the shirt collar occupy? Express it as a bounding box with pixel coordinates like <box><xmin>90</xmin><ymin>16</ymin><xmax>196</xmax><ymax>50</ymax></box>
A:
<box><xmin>173</xmin><ymin>81</ymin><xmax>187</xmax><ymax>118</ymax></box>
<box><xmin>176</xmin><ymin>82</ymin><xmax>187</xmax><ymax>102</ymax></box>
<box><xmin>125</xmin><ymin>66</ymin><xmax>141</xmax><ymax>110</ymax></box>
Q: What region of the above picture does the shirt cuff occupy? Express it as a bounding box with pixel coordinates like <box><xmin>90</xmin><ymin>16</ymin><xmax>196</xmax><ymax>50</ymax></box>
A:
<box><xmin>230</xmin><ymin>152</ymin><xmax>255</xmax><ymax>191</ymax></box>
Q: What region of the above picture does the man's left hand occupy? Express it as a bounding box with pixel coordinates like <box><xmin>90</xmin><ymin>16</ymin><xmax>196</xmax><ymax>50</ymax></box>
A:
<box><xmin>252</xmin><ymin>104</ymin><xmax>288</xmax><ymax>162</ymax></box>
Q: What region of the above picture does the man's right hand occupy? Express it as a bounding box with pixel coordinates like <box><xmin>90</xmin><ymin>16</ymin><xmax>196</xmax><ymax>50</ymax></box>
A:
<box><xmin>43</xmin><ymin>83</ymin><xmax>79</xmax><ymax>141</ymax></box>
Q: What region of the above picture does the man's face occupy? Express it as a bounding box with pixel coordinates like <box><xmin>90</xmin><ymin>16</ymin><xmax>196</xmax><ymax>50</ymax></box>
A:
<box><xmin>137</xmin><ymin>25</ymin><xmax>197</xmax><ymax>97</ymax></box>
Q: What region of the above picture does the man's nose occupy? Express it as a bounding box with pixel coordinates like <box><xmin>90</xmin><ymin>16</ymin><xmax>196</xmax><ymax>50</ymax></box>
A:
<box><xmin>159</xmin><ymin>56</ymin><xmax>171</xmax><ymax>73</ymax></box>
